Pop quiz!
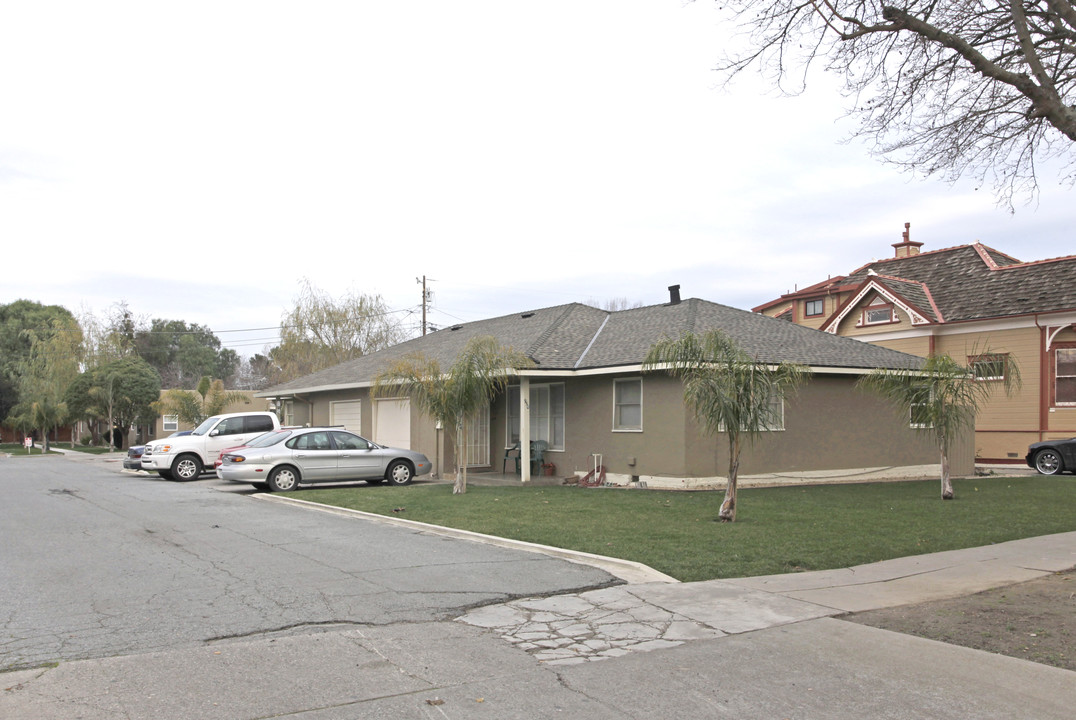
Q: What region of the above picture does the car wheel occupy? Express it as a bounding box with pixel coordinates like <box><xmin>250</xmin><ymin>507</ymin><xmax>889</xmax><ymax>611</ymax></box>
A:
<box><xmin>171</xmin><ymin>454</ymin><xmax>203</xmax><ymax>481</ymax></box>
<box><xmin>157</xmin><ymin>470</ymin><xmax>174</xmax><ymax>480</ymax></box>
<box><xmin>386</xmin><ymin>460</ymin><xmax>413</xmax><ymax>486</ymax></box>
<box><xmin>1034</xmin><ymin>449</ymin><xmax>1064</xmax><ymax>475</ymax></box>
<box><xmin>267</xmin><ymin>466</ymin><xmax>300</xmax><ymax>492</ymax></box>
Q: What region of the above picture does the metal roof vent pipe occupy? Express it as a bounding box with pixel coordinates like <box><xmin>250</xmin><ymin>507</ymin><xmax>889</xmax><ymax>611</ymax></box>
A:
<box><xmin>668</xmin><ymin>285</ymin><xmax>681</xmax><ymax>305</ymax></box>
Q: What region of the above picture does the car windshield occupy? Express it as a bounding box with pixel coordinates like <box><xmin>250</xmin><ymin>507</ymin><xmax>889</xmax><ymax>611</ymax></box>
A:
<box><xmin>191</xmin><ymin>416</ymin><xmax>221</xmax><ymax>436</ymax></box>
<box><xmin>246</xmin><ymin>430</ymin><xmax>293</xmax><ymax>448</ymax></box>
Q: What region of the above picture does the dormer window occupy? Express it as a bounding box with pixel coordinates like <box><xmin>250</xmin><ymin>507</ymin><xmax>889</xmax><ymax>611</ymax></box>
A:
<box><xmin>804</xmin><ymin>299</ymin><xmax>824</xmax><ymax>317</ymax></box>
<box><xmin>861</xmin><ymin>298</ymin><xmax>896</xmax><ymax>326</ymax></box>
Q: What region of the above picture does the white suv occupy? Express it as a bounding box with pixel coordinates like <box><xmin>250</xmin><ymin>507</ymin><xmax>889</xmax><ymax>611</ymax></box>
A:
<box><xmin>141</xmin><ymin>411</ymin><xmax>280</xmax><ymax>481</ymax></box>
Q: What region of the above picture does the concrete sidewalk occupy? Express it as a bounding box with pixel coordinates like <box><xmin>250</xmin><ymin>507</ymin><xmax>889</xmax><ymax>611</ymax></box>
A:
<box><xmin>3</xmin><ymin>528</ymin><xmax>1074</xmax><ymax>719</ymax></box>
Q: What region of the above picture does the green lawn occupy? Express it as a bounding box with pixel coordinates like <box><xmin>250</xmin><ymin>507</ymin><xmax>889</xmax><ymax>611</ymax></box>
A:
<box><xmin>0</xmin><ymin>443</ymin><xmax>112</xmax><ymax>455</ymax></box>
<box><xmin>294</xmin><ymin>477</ymin><xmax>1076</xmax><ymax>582</ymax></box>
<box><xmin>0</xmin><ymin>443</ymin><xmax>61</xmax><ymax>456</ymax></box>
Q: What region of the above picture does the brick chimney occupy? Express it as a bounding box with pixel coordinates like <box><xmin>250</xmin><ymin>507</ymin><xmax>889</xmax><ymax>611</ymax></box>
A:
<box><xmin>667</xmin><ymin>284</ymin><xmax>681</xmax><ymax>305</ymax></box>
<box><xmin>892</xmin><ymin>222</ymin><xmax>923</xmax><ymax>258</ymax></box>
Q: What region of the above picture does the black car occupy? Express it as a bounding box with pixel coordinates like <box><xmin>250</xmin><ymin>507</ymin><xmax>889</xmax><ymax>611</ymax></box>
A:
<box><xmin>1026</xmin><ymin>438</ymin><xmax>1076</xmax><ymax>475</ymax></box>
<box><xmin>124</xmin><ymin>430</ymin><xmax>192</xmax><ymax>470</ymax></box>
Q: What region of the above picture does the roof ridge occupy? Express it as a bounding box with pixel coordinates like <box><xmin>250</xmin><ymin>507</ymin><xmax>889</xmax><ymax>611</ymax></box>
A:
<box><xmin>686</xmin><ymin>297</ymin><xmax>699</xmax><ymax>333</ymax></box>
<box><xmin>972</xmin><ymin>243</ymin><xmax>1001</xmax><ymax>269</ymax></box>
<box><xmin>991</xmin><ymin>252</ymin><xmax>1076</xmax><ymax>270</ymax></box>
<box><xmin>848</xmin><ymin>243</ymin><xmax>988</xmax><ymax>276</ymax></box>
<box><xmin>528</xmin><ymin>303</ymin><xmax>602</xmax><ymax>362</ymax></box>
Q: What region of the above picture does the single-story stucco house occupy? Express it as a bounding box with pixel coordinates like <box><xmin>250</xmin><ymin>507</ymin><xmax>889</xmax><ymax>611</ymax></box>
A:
<box><xmin>257</xmin><ymin>289</ymin><xmax>970</xmax><ymax>488</ymax></box>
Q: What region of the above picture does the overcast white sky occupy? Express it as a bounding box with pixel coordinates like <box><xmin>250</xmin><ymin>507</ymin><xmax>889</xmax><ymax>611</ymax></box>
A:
<box><xmin>2</xmin><ymin>1</ymin><xmax>1072</xmax><ymax>358</ymax></box>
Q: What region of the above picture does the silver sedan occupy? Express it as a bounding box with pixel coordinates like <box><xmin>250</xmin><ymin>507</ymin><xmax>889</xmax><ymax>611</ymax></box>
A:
<box><xmin>219</xmin><ymin>427</ymin><xmax>432</xmax><ymax>492</ymax></box>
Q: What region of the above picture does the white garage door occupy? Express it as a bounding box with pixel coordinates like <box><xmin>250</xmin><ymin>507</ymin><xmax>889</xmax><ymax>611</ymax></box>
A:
<box><xmin>330</xmin><ymin>400</ymin><xmax>362</xmax><ymax>433</ymax></box>
<box><xmin>374</xmin><ymin>398</ymin><xmax>411</xmax><ymax>449</ymax></box>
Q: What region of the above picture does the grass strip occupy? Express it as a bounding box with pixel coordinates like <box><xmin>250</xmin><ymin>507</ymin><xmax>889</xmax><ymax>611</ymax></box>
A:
<box><xmin>295</xmin><ymin>477</ymin><xmax>1076</xmax><ymax>582</ymax></box>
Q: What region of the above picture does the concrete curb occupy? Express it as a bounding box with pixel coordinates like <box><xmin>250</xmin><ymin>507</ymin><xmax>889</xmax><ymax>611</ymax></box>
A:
<box><xmin>254</xmin><ymin>493</ymin><xmax>678</xmax><ymax>585</ymax></box>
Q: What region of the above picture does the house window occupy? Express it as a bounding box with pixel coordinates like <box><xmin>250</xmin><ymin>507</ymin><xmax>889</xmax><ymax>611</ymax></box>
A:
<box><xmin>970</xmin><ymin>354</ymin><xmax>1008</xmax><ymax>382</ymax></box>
<box><xmin>507</xmin><ymin>383</ymin><xmax>565</xmax><ymax>450</ymax></box>
<box><xmin>863</xmin><ymin>304</ymin><xmax>895</xmax><ymax>325</ymax></box>
<box><xmin>910</xmin><ymin>385</ymin><xmax>933</xmax><ymax>428</ymax></box>
<box><xmin>1056</xmin><ymin>348</ymin><xmax>1076</xmax><ymax>405</ymax></box>
<box><xmin>163</xmin><ymin>415</ymin><xmax>179</xmax><ymax>432</ymax></box>
<box><xmin>613</xmin><ymin>378</ymin><xmax>642</xmax><ymax>431</ymax></box>
<box><xmin>762</xmin><ymin>395</ymin><xmax>785</xmax><ymax>431</ymax></box>
<box><xmin>804</xmin><ymin>299</ymin><xmax>824</xmax><ymax>317</ymax></box>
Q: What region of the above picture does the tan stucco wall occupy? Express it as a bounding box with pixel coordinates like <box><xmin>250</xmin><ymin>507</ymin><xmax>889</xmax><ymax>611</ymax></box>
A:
<box><xmin>284</xmin><ymin>369</ymin><xmax>974</xmax><ymax>483</ymax></box>
<box><xmin>150</xmin><ymin>392</ymin><xmax>270</xmax><ymax>439</ymax></box>
<box><xmin>679</xmin><ymin>374</ymin><xmax>960</xmax><ymax>478</ymax></box>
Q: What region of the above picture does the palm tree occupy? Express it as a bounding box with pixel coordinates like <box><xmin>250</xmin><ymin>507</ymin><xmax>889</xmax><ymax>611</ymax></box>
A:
<box><xmin>373</xmin><ymin>336</ymin><xmax>532</xmax><ymax>494</ymax></box>
<box><xmin>643</xmin><ymin>331</ymin><xmax>809</xmax><ymax>522</ymax></box>
<box><xmin>30</xmin><ymin>399</ymin><xmax>68</xmax><ymax>453</ymax></box>
<box><xmin>153</xmin><ymin>376</ymin><xmax>250</xmax><ymax>427</ymax></box>
<box><xmin>858</xmin><ymin>352</ymin><xmax>1020</xmax><ymax>499</ymax></box>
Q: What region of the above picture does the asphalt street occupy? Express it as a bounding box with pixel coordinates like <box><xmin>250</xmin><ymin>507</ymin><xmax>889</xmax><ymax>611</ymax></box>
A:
<box><xmin>2</xmin><ymin>452</ymin><xmax>1074</xmax><ymax>719</ymax></box>
<box><xmin>0</xmin><ymin>455</ymin><xmax>616</xmax><ymax>672</ymax></box>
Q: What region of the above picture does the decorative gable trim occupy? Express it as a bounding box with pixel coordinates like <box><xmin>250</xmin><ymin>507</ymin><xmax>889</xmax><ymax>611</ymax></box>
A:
<box><xmin>822</xmin><ymin>279</ymin><xmax>935</xmax><ymax>334</ymax></box>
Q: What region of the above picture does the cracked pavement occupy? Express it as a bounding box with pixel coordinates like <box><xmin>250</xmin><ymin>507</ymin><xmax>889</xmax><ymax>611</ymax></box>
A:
<box><xmin>0</xmin><ymin>456</ymin><xmax>616</xmax><ymax>673</ymax></box>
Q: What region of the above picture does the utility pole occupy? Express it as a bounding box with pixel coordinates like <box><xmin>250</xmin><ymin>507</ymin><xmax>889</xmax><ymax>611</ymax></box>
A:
<box><xmin>416</xmin><ymin>276</ymin><xmax>434</xmax><ymax>335</ymax></box>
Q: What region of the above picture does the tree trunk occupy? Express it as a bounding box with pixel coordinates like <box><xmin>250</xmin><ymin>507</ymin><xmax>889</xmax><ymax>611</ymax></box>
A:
<box><xmin>940</xmin><ymin>448</ymin><xmax>954</xmax><ymax>500</ymax></box>
<box><xmin>719</xmin><ymin>437</ymin><xmax>740</xmax><ymax>522</ymax></box>
<box><xmin>453</xmin><ymin>419</ymin><xmax>468</xmax><ymax>495</ymax></box>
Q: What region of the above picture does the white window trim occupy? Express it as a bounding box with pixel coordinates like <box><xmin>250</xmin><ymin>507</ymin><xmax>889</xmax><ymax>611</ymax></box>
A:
<box><xmin>970</xmin><ymin>354</ymin><xmax>1007</xmax><ymax>382</ymax></box>
<box><xmin>506</xmin><ymin>383</ymin><xmax>566</xmax><ymax>451</ymax></box>
<box><xmin>612</xmin><ymin>377</ymin><xmax>643</xmax><ymax>432</ymax></box>
<box><xmin>162</xmin><ymin>415</ymin><xmax>179</xmax><ymax>432</ymax></box>
<box><xmin>863</xmin><ymin>305</ymin><xmax>896</xmax><ymax>325</ymax></box>
<box><xmin>910</xmin><ymin>386</ymin><xmax>934</xmax><ymax>429</ymax></box>
<box><xmin>1055</xmin><ymin>347</ymin><xmax>1076</xmax><ymax>406</ymax></box>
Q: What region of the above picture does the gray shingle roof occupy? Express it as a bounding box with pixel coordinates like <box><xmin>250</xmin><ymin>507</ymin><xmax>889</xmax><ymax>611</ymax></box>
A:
<box><xmin>260</xmin><ymin>298</ymin><xmax>924</xmax><ymax>396</ymax></box>
<box><xmin>847</xmin><ymin>244</ymin><xmax>1076</xmax><ymax>322</ymax></box>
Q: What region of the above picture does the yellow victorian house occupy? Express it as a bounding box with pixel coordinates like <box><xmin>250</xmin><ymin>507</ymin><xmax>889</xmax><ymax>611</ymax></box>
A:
<box><xmin>754</xmin><ymin>224</ymin><xmax>1076</xmax><ymax>465</ymax></box>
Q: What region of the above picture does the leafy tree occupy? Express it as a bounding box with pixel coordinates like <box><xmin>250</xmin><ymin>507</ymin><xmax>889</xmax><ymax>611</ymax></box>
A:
<box><xmin>77</xmin><ymin>302</ymin><xmax>140</xmax><ymax>368</ymax></box>
<box><xmin>858</xmin><ymin>351</ymin><xmax>1020</xmax><ymax>499</ymax></box>
<box><xmin>7</xmin><ymin>399</ymin><xmax>68</xmax><ymax>452</ymax></box>
<box><xmin>0</xmin><ymin>300</ymin><xmax>78</xmax><ymax>420</ymax></box>
<box><xmin>153</xmin><ymin>376</ymin><xmax>250</xmax><ymax>427</ymax></box>
<box><xmin>269</xmin><ymin>279</ymin><xmax>406</xmax><ymax>384</ymax></box>
<box><xmin>643</xmin><ymin>330</ymin><xmax>809</xmax><ymax>522</ymax></box>
<box><xmin>66</xmin><ymin>357</ymin><xmax>161</xmax><ymax>449</ymax></box>
<box><xmin>711</xmin><ymin>1</ymin><xmax>1076</xmax><ymax>203</ymax></box>
<box><xmin>135</xmin><ymin>319</ymin><xmax>238</xmax><ymax>388</ymax></box>
<box><xmin>64</xmin><ymin>371</ymin><xmax>105</xmax><ymax>444</ymax></box>
<box><xmin>8</xmin><ymin>316</ymin><xmax>82</xmax><ymax>449</ymax></box>
<box><xmin>373</xmin><ymin>336</ymin><xmax>532</xmax><ymax>494</ymax></box>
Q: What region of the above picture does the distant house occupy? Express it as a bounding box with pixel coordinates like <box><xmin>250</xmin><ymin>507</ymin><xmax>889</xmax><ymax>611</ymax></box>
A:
<box><xmin>141</xmin><ymin>392</ymin><xmax>270</xmax><ymax>444</ymax></box>
<box><xmin>754</xmin><ymin>224</ymin><xmax>1076</xmax><ymax>464</ymax></box>
<box><xmin>257</xmin><ymin>289</ymin><xmax>965</xmax><ymax>486</ymax></box>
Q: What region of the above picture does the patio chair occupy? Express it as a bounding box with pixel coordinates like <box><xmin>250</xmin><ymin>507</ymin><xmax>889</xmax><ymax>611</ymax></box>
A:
<box><xmin>502</xmin><ymin>443</ymin><xmax>520</xmax><ymax>473</ymax></box>
<box><xmin>530</xmin><ymin>440</ymin><xmax>548</xmax><ymax>474</ymax></box>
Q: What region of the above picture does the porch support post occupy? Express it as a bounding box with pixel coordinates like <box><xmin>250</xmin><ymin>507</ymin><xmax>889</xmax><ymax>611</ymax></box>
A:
<box><xmin>520</xmin><ymin>377</ymin><xmax>531</xmax><ymax>483</ymax></box>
